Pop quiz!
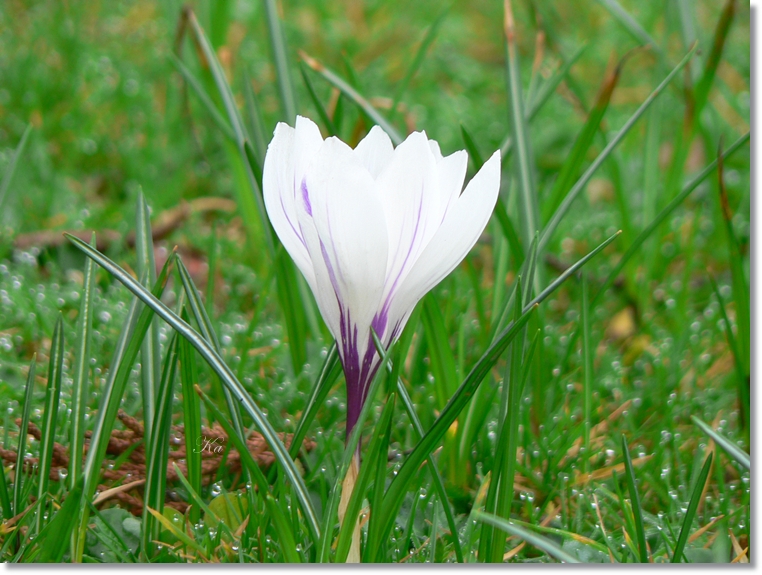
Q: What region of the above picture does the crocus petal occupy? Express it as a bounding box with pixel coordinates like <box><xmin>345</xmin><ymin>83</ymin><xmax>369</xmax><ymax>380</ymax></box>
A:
<box><xmin>384</xmin><ymin>150</ymin><xmax>501</xmax><ymax>341</ymax></box>
<box><xmin>434</xmin><ymin>149</ymin><xmax>468</xmax><ymax>222</ymax></box>
<box><xmin>298</xmin><ymin>136</ymin><xmax>389</xmax><ymax>355</ymax></box>
<box><xmin>263</xmin><ymin>116</ymin><xmax>324</xmax><ymax>287</ymax></box>
<box><xmin>354</xmin><ymin>125</ymin><xmax>394</xmax><ymax>179</ymax></box>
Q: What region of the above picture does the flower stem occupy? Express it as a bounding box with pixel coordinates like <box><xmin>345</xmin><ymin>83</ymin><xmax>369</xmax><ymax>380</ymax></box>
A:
<box><xmin>337</xmin><ymin>452</ymin><xmax>361</xmax><ymax>563</ymax></box>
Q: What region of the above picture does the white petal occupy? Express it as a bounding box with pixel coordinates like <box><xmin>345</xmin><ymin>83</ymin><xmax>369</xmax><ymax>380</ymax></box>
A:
<box><xmin>298</xmin><ymin>137</ymin><xmax>389</xmax><ymax>351</ymax></box>
<box><xmin>263</xmin><ymin>121</ymin><xmax>318</xmax><ymax>287</ymax></box>
<box><xmin>354</xmin><ymin>125</ymin><xmax>394</xmax><ymax>179</ymax></box>
<box><xmin>385</xmin><ymin>150</ymin><xmax>501</xmax><ymax>339</ymax></box>
<box><xmin>375</xmin><ymin>131</ymin><xmax>441</xmax><ymax>322</ymax></box>
<box><xmin>428</xmin><ymin>139</ymin><xmax>443</xmax><ymax>161</ymax></box>
<box><xmin>435</xmin><ymin>149</ymin><xmax>468</xmax><ymax>221</ymax></box>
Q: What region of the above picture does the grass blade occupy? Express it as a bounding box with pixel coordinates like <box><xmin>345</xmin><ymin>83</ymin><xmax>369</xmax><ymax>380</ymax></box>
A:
<box><xmin>68</xmin><ymin>234</ymin><xmax>96</xmax><ymax>490</ymax></box>
<box><xmin>422</xmin><ymin>295</ymin><xmax>459</xmax><ymax>410</ymax></box>
<box><xmin>540</xmin><ymin>43</ymin><xmax>697</xmax><ymax>252</ymax></box>
<box><xmin>13</xmin><ymin>356</ymin><xmax>36</xmax><ymax>516</ymax></box>
<box><xmin>178</xmin><ymin>309</ymin><xmax>202</xmax><ymax>524</ymax></box>
<box><xmin>581</xmin><ymin>275</ymin><xmax>593</xmax><ymax>475</ymax></box>
<box><xmin>691</xmin><ymin>416</ymin><xmax>749</xmax><ymax>471</ymax></box>
<box><xmin>543</xmin><ymin>55</ymin><xmax>624</xmax><ymax>221</ymax></box>
<box><xmin>0</xmin><ymin>124</ymin><xmax>31</xmax><ymax>212</ymax></box>
<box><xmin>65</xmin><ymin>233</ymin><xmax>321</xmax><ymax>545</ymax></box>
<box><xmin>142</xmin><ymin>332</ymin><xmax>180</xmax><ymax>559</ymax></box>
<box><xmin>262</xmin><ymin>0</ymin><xmax>297</xmax><ymax>121</ymax></box>
<box><xmin>504</xmin><ymin>0</ymin><xmax>539</xmax><ymax>250</ymax></box>
<box><xmin>299</xmin><ymin>62</ymin><xmax>338</xmax><ymax>136</ymax></box>
<box><xmin>474</xmin><ymin>511</ymin><xmax>581</xmax><ymax>563</ymax></box>
<box><xmin>621</xmin><ymin>436</ymin><xmax>648</xmax><ymax>562</ymax></box>
<box><xmin>27</xmin><ymin>477</ymin><xmax>84</xmax><ymax>563</ymax></box>
<box><xmin>36</xmin><ymin>315</ymin><xmax>64</xmax><ymax>533</ymax></box>
<box><xmin>136</xmin><ymin>193</ymin><xmax>160</xmax><ymax>448</ymax></box>
<box><xmin>300</xmin><ymin>52</ymin><xmax>404</xmax><ymax>145</ymax></box>
<box><xmin>671</xmin><ymin>452</ymin><xmax>713</xmax><ymax>563</ymax></box>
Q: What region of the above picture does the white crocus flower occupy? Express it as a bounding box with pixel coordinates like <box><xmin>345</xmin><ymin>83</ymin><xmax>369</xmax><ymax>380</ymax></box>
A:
<box><xmin>264</xmin><ymin>116</ymin><xmax>501</xmax><ymax>439</ymax></box>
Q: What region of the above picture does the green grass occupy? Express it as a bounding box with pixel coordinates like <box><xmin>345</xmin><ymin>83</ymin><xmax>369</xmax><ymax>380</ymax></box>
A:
<box><xmin>0</xmin><ymin>0</ymin><xmax>750</xmax><ymax>564</ymax></box>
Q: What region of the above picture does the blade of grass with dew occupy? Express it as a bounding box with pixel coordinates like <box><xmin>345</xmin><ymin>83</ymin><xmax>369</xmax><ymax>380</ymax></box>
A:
<box><xmin>672</xmin><ymin>452</ymin><xmax>714</xmax><ymax>563</ymax></box>
<box><xmin>264</xmin><ymin>493</ymin><xmax>302</xmax><ymax>563</ymax></box>
<box><xmin>262</xmin><ymin>0</ymin><xmax>296</xmax><ymax>121</ymax></box>
<box><xmin>504</xmin><ymin>0</ymin><xmax>539</xmax><ymax>252</ymax></box>
<box><xmin>0</xmin><ymin>448</ymin><xmax>9</xmax><ymax>522</ymax></box>
<box><xmin>691</xmin><ymin>416</ymin><xmax>749</xmax><ymax>471</ymax></box>
<box><xmin>74</xmin><ymin>254</ymin><xmax>176</xmax><ymax>561</ymax></box>
<box><xmin>13</xmin><ymin>356</ymin><xmax>36</xmax><ymax>516</ymax></box>
<box><xmin>709</xmin><ymin>274</ymin><xmax>750</xmax><ymax>440</ymax></box>
<box><xmin>621</xmin><ymin>436</ymin><xmax>648</xmax><ymax>562</ymax></box>
<box><xmin>195</xmin><ymin>386</ymin><xmax>298</xmax><ymax>557</ymax></box>
<box><xmin>36</xmin><ymin>315</ymin><xmax>64</xmax><ymax>533</ymax></box>
<box><xmin>68</xmin><ymin>234</ymin><xmax>96</xmax><ymax>491</ymax></box>
<box><xmin>179</xmin><ymin>309</ymin><xmax>202</xmax><ymax>524</ymax></box>
<box><xmin>422</xmin><ymin>295</ymin><xmax>459</xmax><ymax>412</ymax></box>
<box><xmin>474</xmin><ymin>511</ymin><xmax>581</xmax><ymax>563</ymax></box>
<box><xmin>0</xmin><ymin>123</ymin><xmax>31</xmax><ymax>212</ymax></box>
<box><xmin>372</xmin><ymin>306</ymin><xmax>536</xmax><ymax>562</ymax></box>
<box><xmin>299</xmin><ymin>62</ymin><xmax>338</xmax><ymax>136</ymax></box>
<box><xmin>317</xmin><ymin>337</ymin><xmax>395</xmax><ymax>562</ymax></box>
<box><xmin>394</xmin><ymin>375</ymin><xmax>464</xmax><ymax>563</ymax></box>
<box><xmin>65</xmin><ymin>233</ymin><xmax>321</xmax><ymax>545</ymax></box>
<box><xmin>542</xmin><ymin>55</ymin><xmax>624</xmax><ymax>222</ymax></box>
<box><xmin>481</xmin><ymin>277</ymin><xmax>524</xmax><ymax>562</ymax></box>
<box><xmin>539</xmin><ymin>43</ymin><xmax>697</xmax><ymax>253</ymax></box>
<box><xmin>176</xmin><ymin>257</ymin><xmax>247</xmax><ymax>438</ymax></box>
<box><xmin>556</xmin><ymin>133</ymin><xmax>749</xmax><ymax>375</ymax></box>
<box><xmin>136</xmin><ymin>192</ymin><xmax>160</xmax><ymax>448</ymax></box>
<box><xmin>26</xmin><ymin>477</ymin><xmax>84</xmax><ymax>563</ymax></box>
<box><xmin>86</xmin><ymin>503</ymin><xmax>138</xmax><ymax>563</ymax></box>
<box><xmin>145</xmin><ymin>506</ymin><xmax>208</xmax><ymax>558</ymax></box>
<box><xmin>335</xmin><ymin>393</ymin><xmax>396</xmax><ymax>563</ymax></box>
<box><xmin>582</xmin><ymin>275</ymin><xmax>592</xmax><ymax>475</ymax></box>
<box><xmin>290</xmin><ymin>343</ymin><xmax>341</xmax><ymax>458</ymax></box>
<box><xmin>300</xmin><ymin>52</ymin><xmax>403</xmax><ymax>145</ymax></box>
<box><xmin>142</xmin><ymin>332</ymin><xmax>180</xmax><ymax>559</ymax></box>
<box><xmin>389</xmin><ymin>9</ymin><xmax>447</xmax><ymax>120</ymax></box>
<box><xmin>373</xmin><ymin>231</ymin><xmax>621</xmax><ymax>558</ymax></box>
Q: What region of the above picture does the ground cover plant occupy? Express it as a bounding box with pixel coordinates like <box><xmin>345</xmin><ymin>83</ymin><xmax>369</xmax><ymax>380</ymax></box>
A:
<box><xmin>0</xmin><ymin>0</ymin><xmax>750</xmax><ymax>564</ymax></box>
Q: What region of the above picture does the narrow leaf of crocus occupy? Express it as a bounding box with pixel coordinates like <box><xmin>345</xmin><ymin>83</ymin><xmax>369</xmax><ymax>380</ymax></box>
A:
<box><xmin>178</xmin><ymin>309</ymin><xmax>202</xmax><ymax>524</ymax></box>
<box><xmin>540</xmin><ymin>42</ymin><xmax>698</xmax><ymax>252</ymax></box>
<box><xmin>0</xmin><ymin>123</ymin><xmax>31</xmax><ymax>212</ymax></box>
<box><xmin>474</xmin><ymin>511</ymin><xmax>581</xmax><ymax>563</ymax></box>
<box><xmin>13</xmin><ymin>356</ymin><xmax>36</xmax><ymax>516</ymax></box>
<box><xmin>422</xmin><ymin>295</ymin><xmax>459</xmax><ymax>410</ymax></box>
<box><xmin>672</xmin><ymin>452</ymin><xmax>714</xmax><ymax>563</ymax></box>
<box><xmin>621</xmin><ymin>436</ymin><xmax>648</xmax><ymax>563</ymax></box>
<box><xmin>136</xmin><ymin>192</ymin><xmax>160</xmax><ymax>449</ymax></box>
<box><xmin>69</xmin><ymin>234</ymin><xmax>96</xmax><ymax>491</ymax></box>
<box><xmin>335</xmin><ymin>393</ymin><xmax>396</xmax><ymax>563</ymax></box>
<box><xmin>691</xmin><ymin>416</ymin><xmax>749</xmax><ymax>471</ymax></box>
<box><xmin>36</xmin><ymin>315</ymin><xmax>64</xmax><ymax>533</ymax></box>
<box><xmin>318</xmin><ymin>335</ymin><xmax>395</xmax><ymax>563</ymax></box>
<box><xmin>300</xmin><ymin>51</ymin><xmax>404</xmax><ymax>144</ymax></box>
<box><xmin>65</xmin><ymin>233</ymin><xmax>321</xmax><ymax>545</ymax></box>
<box><xmin>394</xmin><ymin>376</ymin><xmax>465</xmax><ymax>563</ymax></box>
<box><xmin>142</xmin><ymin>332</ymin><xmax>180</xmax><ymax>559</ymax></box>
<box><xmin>290</xmin><ymin>343</ymin><xmax>341</xmax><ymax>459</ymax></box>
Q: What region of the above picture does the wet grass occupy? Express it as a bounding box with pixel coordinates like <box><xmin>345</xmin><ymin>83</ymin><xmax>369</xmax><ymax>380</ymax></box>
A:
<box><xmin>0</xmin><ymin>0</ymin><xmax>751</xmax><ymax>564</ymax></box>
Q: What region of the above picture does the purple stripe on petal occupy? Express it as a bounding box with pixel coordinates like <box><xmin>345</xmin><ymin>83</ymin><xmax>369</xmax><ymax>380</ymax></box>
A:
<box><xmin>301</xmin><ymin>178</ymin><xmax>313</xmax><ymax>216</ymax></box>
